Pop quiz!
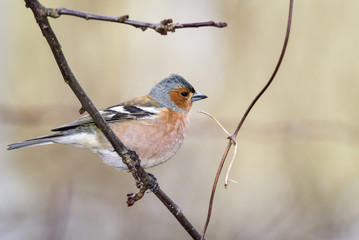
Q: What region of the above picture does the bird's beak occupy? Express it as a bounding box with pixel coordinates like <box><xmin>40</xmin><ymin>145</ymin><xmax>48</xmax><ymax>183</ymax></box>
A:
<box><xmin>191</xmin><ymin>91</ymin><xmax>208</xmax><ymax>102</ymax></box>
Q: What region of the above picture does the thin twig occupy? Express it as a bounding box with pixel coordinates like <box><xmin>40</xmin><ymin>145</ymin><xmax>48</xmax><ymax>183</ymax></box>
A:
<box><xmin>24</xmin><ymin>0</ymin><xmax>204</xmax><ymax>239</ymax></box>
<box><xmin>224</xmin><ymin>140</ymin><xmax>238</xmax><ymax>188</ymax></box>
<box><xmin>201</xmin><ymin>141</ymin><xmax>233</xmax><ymax>240</ymax></box>
<box><xmin>198</xmin><ymin>111</ymin><xmax>238</xmax><ymax>187</ymax></box>
<box><xmin>198</xmin><ymin>111</ymin><xmax>231</xmax><ymax>136</ymax></box>
<box><xmin>200</xmin><ymin>0</ymin><xmax>294</xmax><ymax>239</ymax></box>
<box><xmin>47</xmin><ymin>8</ymin><xmax>227</xmax><ymax>35</ymax></box>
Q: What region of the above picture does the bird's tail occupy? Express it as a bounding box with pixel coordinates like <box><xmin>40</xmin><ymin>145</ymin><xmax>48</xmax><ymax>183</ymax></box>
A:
<box><xmin>7</xmin><ymin>132</ymin><xmax>67</xmax><ymax>150</ymax></box>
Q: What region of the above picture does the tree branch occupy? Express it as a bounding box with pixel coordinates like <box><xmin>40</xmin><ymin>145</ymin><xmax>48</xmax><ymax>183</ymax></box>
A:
<box><xmin>200</xmin><ymin>0</ymin><xmax>294</xmax><ymax>239</ymax></box>
<box><xmin>46</xmin><ymin>7</ymin><xmax>227</xmax><ymax>35</ymax></box>
<box><xmin>24</xmin><ymin>0</ymin><xmax>205</xmax><ymax>239</ymax></box>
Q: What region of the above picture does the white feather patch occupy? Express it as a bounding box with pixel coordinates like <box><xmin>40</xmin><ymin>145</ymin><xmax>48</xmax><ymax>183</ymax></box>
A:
<box><xmin>136</xmin><ymin>106</ymin><xmax>161</xmax><ymax>114</ymax></box>
<box><xmin>108</xmin><ymin>105</ymin><xmax>127</xmax><ymax>113</ymax></box>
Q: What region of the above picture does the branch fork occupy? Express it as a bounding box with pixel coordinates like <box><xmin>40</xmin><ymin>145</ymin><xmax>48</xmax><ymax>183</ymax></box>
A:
<box><xmin>200</xmin><ymin>1</ymin><xmax>294</xmax><ymax>239</ymax></box>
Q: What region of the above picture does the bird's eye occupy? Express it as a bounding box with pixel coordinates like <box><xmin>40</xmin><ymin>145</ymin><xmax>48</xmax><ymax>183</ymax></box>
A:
<box><xmin>180</xmin><ymin>91</ymin><xmax>189</xmax><ymax>97</ymax></box>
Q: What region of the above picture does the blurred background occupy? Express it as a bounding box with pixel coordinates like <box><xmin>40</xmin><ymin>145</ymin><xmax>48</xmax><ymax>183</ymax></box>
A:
<box><xmin>1</xmin><ymin>0</ymin><xmax>359</xmax><ymax>239</ymax></box>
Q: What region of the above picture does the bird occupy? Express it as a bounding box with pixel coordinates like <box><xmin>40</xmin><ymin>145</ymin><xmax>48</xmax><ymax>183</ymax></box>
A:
<box><xmin>7</xmin><ymin>74</ymin><xmax>207</xmax><ymax>170</ymax></box>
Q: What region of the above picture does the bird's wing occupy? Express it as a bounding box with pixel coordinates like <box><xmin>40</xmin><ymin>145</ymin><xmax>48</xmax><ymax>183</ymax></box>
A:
<box><xmin>52</xmin><ymin>97</ymin><xmax>162</xmax><ymax>131</ymax></box>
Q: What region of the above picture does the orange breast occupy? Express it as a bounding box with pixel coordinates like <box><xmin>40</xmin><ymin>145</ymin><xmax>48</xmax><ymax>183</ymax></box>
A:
<box><xmin>97</xmin><ymin>108</ymin><xmax>189</xmax><ymax>168</ymax></box>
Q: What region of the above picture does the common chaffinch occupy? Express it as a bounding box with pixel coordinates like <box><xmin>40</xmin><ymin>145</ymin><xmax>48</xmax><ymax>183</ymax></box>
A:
<box><xmin>8</xmin><ymin>74</ymin><xmax>207</xmax><ymax>170</ymax></box>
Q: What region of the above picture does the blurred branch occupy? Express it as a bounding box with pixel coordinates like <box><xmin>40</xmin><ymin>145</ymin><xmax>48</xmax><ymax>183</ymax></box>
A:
<box><xmin>24</xmin><ymin>0</ymin><xmax>204</xmax><ymax>239</ymax></box>
<box><xmin>47</xmin><ymin>8</ymin><xmax>227</xmax><ymax>35</ymax></box>
<box><xmin>4</xmin><ymin>104</ymin><xmax>358</xmax><ymax>145</ymax></box>
<box><xmin>200</xmin><ymin>0</ymin><xmax>294</xmax><ymax>239</ymax></box>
